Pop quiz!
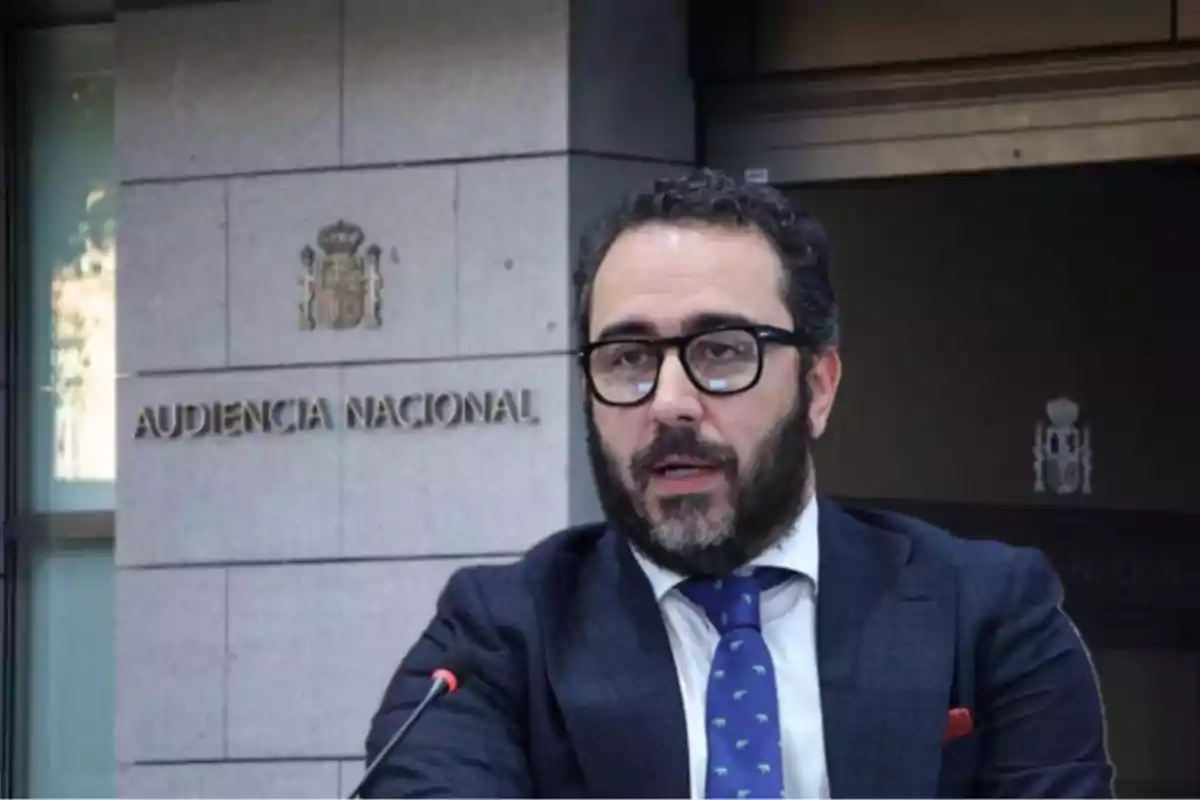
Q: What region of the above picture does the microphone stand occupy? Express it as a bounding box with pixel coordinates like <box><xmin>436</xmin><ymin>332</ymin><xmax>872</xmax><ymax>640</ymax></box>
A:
<box><xmin>347</xmin><ymin>678</ymin><xmax>448</xmax><ymax>799</ymax></box>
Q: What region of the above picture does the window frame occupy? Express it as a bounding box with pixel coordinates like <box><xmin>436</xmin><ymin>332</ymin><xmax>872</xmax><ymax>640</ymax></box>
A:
<box><xmin>2</xmin><ymin>24</ymin><xmax>21</xmax><ymax>800</ymax></box>
<box><xmin>1</xmin><ymin>18</ymin><xmax>119</xmax><ymax>797</ymax></box>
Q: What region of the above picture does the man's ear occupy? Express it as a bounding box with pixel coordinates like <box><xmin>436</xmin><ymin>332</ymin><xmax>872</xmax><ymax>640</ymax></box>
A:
<box><xmin>806</xmin><ymin>347</ymin><xmax>842</xmax><ymax>440</ymax></box>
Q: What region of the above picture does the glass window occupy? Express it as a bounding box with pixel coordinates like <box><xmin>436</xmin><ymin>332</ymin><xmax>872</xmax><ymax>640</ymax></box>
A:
<box><xmin>16</xmin><ymin>23</ymin><xmax>117</xmax><ymax>799</ymax></box>
<box><xmin>25</xmin><ymin>536</ymin><xmax>116</xmax><ymax>798</ymax></box>
<box><xmin>23</xmin><ymin>25</ymin><xmax>117</xmax><ymax>514</ymax></box>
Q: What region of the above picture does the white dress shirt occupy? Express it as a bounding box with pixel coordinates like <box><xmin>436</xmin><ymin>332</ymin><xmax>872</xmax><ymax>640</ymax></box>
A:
<box><xmin>631</xmin><ymin>499</ymin><xmax>830</xmax><ymax>799</ymax></box>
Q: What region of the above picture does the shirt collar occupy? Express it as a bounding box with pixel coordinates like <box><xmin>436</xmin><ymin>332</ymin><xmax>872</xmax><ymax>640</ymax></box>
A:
<box><xmin>630</xmin><ymin>497</ymin><xmax>819</xmax><ymax>603</ymax></box>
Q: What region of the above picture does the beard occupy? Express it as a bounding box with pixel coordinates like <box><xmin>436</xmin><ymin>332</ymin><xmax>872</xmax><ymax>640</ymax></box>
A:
<box><xmin>585</xmin><ymin>379</ymin><xmax>814</xmax><ymax>577</ymax></box>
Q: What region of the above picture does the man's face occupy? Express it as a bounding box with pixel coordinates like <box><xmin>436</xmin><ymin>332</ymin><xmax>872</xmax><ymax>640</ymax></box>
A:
<box><xmin>583</xmin><ymin>221</ymin><xmax>840</xmax><ymax>576</ymax></box>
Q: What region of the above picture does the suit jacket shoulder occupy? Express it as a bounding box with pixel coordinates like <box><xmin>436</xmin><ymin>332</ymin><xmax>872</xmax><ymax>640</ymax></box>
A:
<box><xmin>442</xmin><ymin>521</ymin><xmax>613</xmax><ymax>622</ymax></box>
<box><xmin>835</xmin><ymin>501</ymin><xmax>1062</xmax><ymax>615</ymax></box>
<box><xmin>363</xmin><ymin>521</ymin><xmax>685</xmax><ymax>798</ymax></box>
<box><xmin>409</xmin><ymin>521</ymin><xmax>615</xmax><ymax>683</ymax></box>
<box><xmin>824</xmin><ymin>500</ymin><xmax>1113</xmax><ymax>798</ymax></box>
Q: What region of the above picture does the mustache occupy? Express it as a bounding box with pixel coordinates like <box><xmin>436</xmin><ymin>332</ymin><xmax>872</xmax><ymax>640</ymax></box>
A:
<box><xmin>630</xmin><ymin>425</ymin><xmax>738</xmax><ymax>486</ymax></box>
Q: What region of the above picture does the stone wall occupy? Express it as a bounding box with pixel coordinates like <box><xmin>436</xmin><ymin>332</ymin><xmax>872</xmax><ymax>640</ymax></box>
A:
<box><xmin>113</xmin><ymin>1</ymin><xmax>693</xmax><ymax>795</ymax></box>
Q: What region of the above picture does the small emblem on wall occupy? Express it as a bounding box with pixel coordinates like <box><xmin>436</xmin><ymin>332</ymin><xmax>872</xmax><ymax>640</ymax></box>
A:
<box><xmin>298</xmin><ymin>219</ymin><xmax>382</xmax><ymax>330</ymax></box>
<box><xmin>1033</xmin><ymin>396</ymin><xmax>1093</xmax><ymax>496</ymax></box>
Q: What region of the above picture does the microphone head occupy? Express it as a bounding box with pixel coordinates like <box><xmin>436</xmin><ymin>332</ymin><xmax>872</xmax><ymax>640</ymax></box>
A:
<box><xmin>430</xmin><ymin>647</ymin><xmax>479</xmax><ymax>694</ymax></box>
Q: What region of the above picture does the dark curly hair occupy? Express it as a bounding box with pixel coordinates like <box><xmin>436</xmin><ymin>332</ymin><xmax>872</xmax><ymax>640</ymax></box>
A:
<box><xmin>573</xmin><ymin>168</ymin><xmax>839</xmax><ymax>353</ymax></box>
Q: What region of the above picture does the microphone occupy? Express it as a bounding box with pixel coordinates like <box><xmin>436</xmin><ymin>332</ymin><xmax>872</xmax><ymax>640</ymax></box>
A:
<box><xmin>348</xmin><ymin>648</ymin><xmax>479</xmax><ymax>799</ymax></box>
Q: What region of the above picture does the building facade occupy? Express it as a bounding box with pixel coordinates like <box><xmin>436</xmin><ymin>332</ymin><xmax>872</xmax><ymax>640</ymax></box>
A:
<box><xmin>2</xmin><ymin>1</ymin><xmax>1199</xmax><ymax>797</ymax></box>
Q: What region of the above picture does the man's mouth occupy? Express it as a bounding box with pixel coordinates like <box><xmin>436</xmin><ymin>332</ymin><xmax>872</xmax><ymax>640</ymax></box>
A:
<box><xmin>653</xmin><ymin>457</ymin><xmax>717</xmax><ymax>473</ymax></box>
<box><xmin>649</xmin><ymin>458</ymin><xmax>725</xmax><ymax>490</ymax></box>
<box><xmin>658</xmin><ymin>466</ymin><xmax>706</xmax><ymax>477</ymax></box>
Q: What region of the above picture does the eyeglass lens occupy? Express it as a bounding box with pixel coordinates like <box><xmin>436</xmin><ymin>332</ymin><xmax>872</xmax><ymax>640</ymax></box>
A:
<box><xmin>588</xmin><ymin>329</ymin><xmax>761</xmax><ymax>404</ymax></box>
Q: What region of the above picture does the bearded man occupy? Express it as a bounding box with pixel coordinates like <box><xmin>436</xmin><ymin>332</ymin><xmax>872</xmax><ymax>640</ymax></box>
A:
<box><xmin>361</xmin><ymin>170</ymin><xmax>1113</xmax><ymax>799</ymax></box>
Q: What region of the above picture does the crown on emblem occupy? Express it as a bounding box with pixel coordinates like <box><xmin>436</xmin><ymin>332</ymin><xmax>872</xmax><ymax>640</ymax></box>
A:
<box><xmin>317</xmin><ymin>219</ymin><xmax>365</xmax><ymax>254</ymax></box>
<box><xmin>1045</xmin><ymin>396</ymin><xmax>1079</xmax><ymax>426</ymax></box>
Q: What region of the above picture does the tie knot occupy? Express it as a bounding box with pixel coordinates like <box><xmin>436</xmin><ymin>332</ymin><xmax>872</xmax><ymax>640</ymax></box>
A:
<box><xmin>679</xmin><ymin>568</ymin><xmax>790</xmax><ymax>634</ymax></box>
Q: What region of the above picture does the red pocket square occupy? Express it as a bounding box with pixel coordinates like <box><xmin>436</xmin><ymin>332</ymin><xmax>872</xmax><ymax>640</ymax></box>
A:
<box><xmin>944</xmin><ymin>707</ymin><xmax>974</xmax><ymax>741</ymax></box>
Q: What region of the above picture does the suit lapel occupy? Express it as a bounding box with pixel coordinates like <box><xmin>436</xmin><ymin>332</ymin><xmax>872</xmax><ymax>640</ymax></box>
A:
<box><xmin>546</xmin><ymin>528</ymin><xmax>691</xmax><ymax>798</ymax></box>
<box><xmin>816</xmin><ymin>500</ymin><xmax>959</xmax><ymax>798</ymax></box>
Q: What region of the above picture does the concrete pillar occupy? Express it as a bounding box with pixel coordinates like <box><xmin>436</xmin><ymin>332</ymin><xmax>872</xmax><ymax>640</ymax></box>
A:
<box><xmin>113</xmin><ymin>0</ymin><xmax>693</xmax><ymax>795</ymax></box>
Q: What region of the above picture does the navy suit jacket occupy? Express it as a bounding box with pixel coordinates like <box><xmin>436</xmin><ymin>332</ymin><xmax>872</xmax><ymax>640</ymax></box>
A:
<box><xmin>363</xmin><ymin>499</ymin><xmax>1114</xmax><ymax>798</ymax></box>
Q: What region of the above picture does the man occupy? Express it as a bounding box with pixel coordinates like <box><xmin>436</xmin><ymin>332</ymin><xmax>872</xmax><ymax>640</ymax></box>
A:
<box><xmin>363</xmin><ymin>169</ymin><xmax>1113</xmax><ymax>798</ymax></box>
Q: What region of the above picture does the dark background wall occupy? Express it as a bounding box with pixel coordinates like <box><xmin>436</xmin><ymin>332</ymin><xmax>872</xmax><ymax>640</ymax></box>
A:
<box><xmin>789</xmin><ymin>158</ymin><xmax>1200</xmax><ymax>796</ymax></box>
<box><xmin>691</xmin><ymin>0</ymin><xmax>1200</xmax><ymax>81</ymax></box>
<box><xmin>791</xmin><ymin>158</ymin><xmax>1200</xmax><ymax>512</ymax></box>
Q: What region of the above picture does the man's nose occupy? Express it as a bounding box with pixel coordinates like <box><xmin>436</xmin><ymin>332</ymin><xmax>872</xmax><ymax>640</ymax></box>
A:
<box><xmin>650</xmin><ymin>351</ymin><xmax>703</xmax><ymax>424</ymax></box>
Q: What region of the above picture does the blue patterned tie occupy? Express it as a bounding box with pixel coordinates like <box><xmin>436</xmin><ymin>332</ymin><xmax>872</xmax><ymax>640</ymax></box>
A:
<box><xmin>680</xmin><ymin>569</ymin><xmax>790</xmax><ymax>800</ymax></box>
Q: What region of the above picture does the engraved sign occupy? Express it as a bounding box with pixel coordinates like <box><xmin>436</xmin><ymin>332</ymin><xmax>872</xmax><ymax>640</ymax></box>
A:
<box><xmin>299</xmin><ymin>220</ymin><xmax>382</xmax><ymax>330</ymax></box>
<box><xmin>133</xmin><ymin>389</ymin><xmax>539</xmax><ymax>440</ymax></box>
<box><xmin>1033</xmin><ymin>396</ymin><xmax>1093</xmax><ymax>496</ymax></box>
<box><xmin>345</xmin><ymin>390</ymin><xmax>535</xmax><ymax>430</ymax></box>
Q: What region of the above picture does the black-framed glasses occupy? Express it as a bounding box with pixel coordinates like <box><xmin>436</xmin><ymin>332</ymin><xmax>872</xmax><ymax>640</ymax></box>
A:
<box><xmin>579</xmin><ymin>324</ymin><xmax>808</xmax><ymax>407</ymax></box>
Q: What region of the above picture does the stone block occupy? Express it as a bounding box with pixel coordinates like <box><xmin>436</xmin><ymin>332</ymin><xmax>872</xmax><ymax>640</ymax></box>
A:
<box><xmin>117</xmin><ymin>180</ymin><xmax>227</xmax><ymax>373</ymax></box>
<box><xmin>115</xmin><ymin>568</ymin><xmax>226</xmax><ymax>762</ymax></box>
<box><xmin>570</xmin><ymin>0</ymin><xmax>694</xmax><ymax>162</ymax></box>
<box><xmin>116</xmin><ymin>368</ymin><xmax>341</xmax><ymax>566</ymax></box>
<box><xmin>227</xmin><ymin>166</ymin><xmax>457</xmax><ymax>366</ymax></box>
<box><xmin>339</xmin><ymin>760</ymin><xmax>365</xmax><ymax>797</ymax></box>
<box><xmin>342</xmin><ymin>0</ymin><xmax>569</xmax><ymax>163</ymax></box>
<box><xmin>456</xmin><ymin>157</ymin><xmax>571</xmax><ymax>355</ymax></box>
<box><xmin>225</xmin><ymin>557</ymin><xmax>513</xmax><ymax>758</ymax></box>
<box><xmin>340</xmin><ymin>355</ymin><xmax>572</xmax><ymax>558</ymax></box>
<box><xmin>117</xmin><ymin>761</ymin><xmax>339</xmax><ymax>799</ymax></box>
<box><xmin>117</xmin><ymin>0</ymin><xmax>340</xmax><ymax>180</ymax></box>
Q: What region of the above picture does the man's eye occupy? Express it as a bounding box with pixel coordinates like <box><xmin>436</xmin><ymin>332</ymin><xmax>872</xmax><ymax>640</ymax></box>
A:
<box><xmin>615</xmin><ymin>350</ymin><xmax>650</xmax><ymax>366</ymax></box>
<box><xmin>601</xmin><ymin>346</ymin><xmax>652</xmax><ymax>369</ymax></box>
<box><xmin>702</xmin><ymin>343</ymin><xmax>736</xmax><ymax>358</ymax></box>
<box><xmin>697</xmin><ymin>341</ymin><xmax>749</xmax><ymax>360</ymax></box>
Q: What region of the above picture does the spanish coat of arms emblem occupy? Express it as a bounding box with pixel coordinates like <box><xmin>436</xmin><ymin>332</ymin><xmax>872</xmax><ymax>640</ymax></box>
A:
<box><xmin>298</xmin><ymin>219</ymin><xmax>382</xmax><ymax>330</ymax></box>
<box><xmin>1033</xmin><ymin>396</ymin><xmax>1093</xmax><ymax>496</ymax></box>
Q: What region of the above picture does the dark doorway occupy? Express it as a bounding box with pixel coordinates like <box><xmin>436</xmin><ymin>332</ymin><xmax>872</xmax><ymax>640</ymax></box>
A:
<box><xmin>788</xmin><ymin>159</ymin><xmax>1200</xmax><ymax>797</ymax></box>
